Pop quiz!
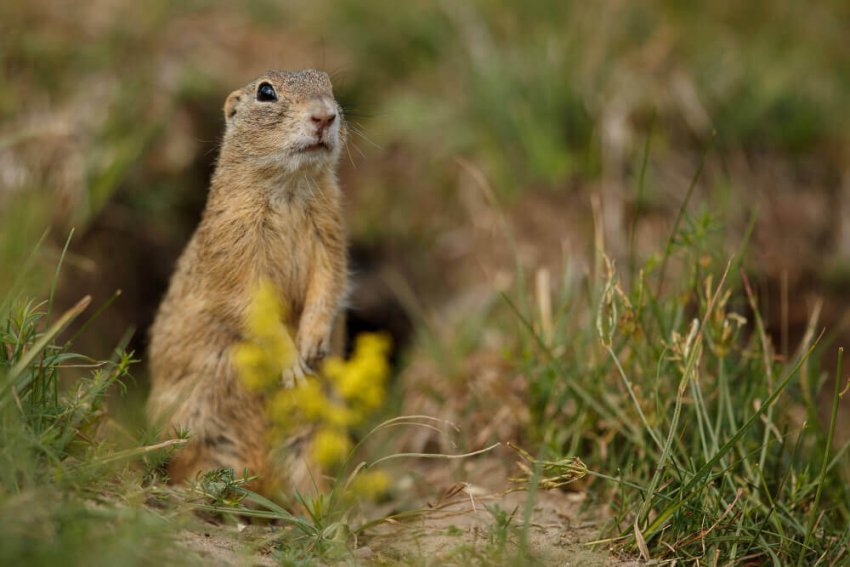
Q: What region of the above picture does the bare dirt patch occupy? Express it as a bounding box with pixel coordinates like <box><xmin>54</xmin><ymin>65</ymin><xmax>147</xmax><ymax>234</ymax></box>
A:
<box><xmin>365</xmin><ymin>489</ymin><xmax>623</xmax><ymax>566</ymax></box>
<box><xmin>179</xmin><ymin>524</ymin><xmax>277</xmax><ymax>566</ymax></box>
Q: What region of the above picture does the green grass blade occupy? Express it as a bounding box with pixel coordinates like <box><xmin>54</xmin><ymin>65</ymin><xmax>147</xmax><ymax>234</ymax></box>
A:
<box><xmin>797</xmin><ymin>347</ymin><xmax>843</xmax><ymax>566</ymax></box>
<box><xmin>643</xmin><ymin>336</ymin><xmax>820</xmax><ymax>540</ymax></box>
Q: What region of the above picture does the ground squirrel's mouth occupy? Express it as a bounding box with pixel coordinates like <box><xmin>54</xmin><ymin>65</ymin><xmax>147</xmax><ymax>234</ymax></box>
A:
<box><xmin>301</xmin><ymin>141</ymin><xmax>329</xmax><ymax>153</ymax></box>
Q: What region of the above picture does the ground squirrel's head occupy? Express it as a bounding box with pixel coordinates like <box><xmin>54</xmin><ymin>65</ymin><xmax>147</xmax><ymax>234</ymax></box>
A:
<box><xmin>220</xmin><ymin>69</ymin><xmax>346</xmax><ymax>173</ymax></box>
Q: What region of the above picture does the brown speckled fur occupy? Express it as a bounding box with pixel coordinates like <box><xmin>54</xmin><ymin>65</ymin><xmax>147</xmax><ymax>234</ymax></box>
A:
<box><xmin>146</xmin><ymin>70</ymin><xmax>348</xmax><ymax>491</ymax></box>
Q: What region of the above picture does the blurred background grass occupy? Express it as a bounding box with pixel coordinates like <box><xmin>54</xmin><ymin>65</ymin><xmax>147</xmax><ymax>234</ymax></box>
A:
<box><xmin>3</xmin><ymin>0</ymin><xmax>849</xmax><ymax>345</ymax></box>
<box><xmin>2</xmin><ymin>0</ymin><xmax>850</xmax><ymax>562</ymax></box>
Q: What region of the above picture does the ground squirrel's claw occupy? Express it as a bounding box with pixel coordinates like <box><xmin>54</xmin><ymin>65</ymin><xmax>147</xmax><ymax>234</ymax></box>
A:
<box><xmin>297</xmin><ymin>333</ymin><xmax>331</xmax><ymax>370</ymax></box>
<box><xmin>281</xmin><ymin>357</ymin><xmax>310</xmax><ymax>389</ymax></box>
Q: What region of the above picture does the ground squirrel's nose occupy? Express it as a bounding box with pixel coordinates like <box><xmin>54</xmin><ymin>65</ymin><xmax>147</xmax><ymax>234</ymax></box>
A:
<box><xmin>310</xmin><ymin>111</ymin><xmax>336</xmax><ymax>134</ymax></box>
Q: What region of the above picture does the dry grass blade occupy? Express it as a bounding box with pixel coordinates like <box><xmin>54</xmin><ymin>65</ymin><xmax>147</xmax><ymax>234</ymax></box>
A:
<box><xmin>634</xmin><ymin>519</ymin><xmax>650</xmax><ymax>561</ymax></box>
<box><xmin>369</xmin><ymin>442</ymin><xmax>500</xmax><ymax>467</ymax></box>
<box><xmin>87</xmin><ymin>438</ymin><xmax>188</xmax><ymax>467</ymax></box>
<box><xmin>507</xmin><ymin>441</ymin><xmax>587</xmax><ymax>490</ymax></box>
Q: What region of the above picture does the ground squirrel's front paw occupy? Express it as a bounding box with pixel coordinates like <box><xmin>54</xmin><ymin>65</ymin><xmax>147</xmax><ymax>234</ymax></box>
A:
<box><xmin>297</xmin><ymin>331</ymin><xmax>331</xmax><ymax>370</ymax></box>
<box><xmin>281</xmin><ymin>357</ymin><xmax>310</xmax><ymax>389</ymax></box>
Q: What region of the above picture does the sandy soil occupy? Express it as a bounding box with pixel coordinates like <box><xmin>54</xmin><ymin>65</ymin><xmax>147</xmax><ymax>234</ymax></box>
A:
<box><xmin>178</xmin><ymin>491</ymin><xmax>627</xmax><ymax>566</ymax></box>
<box><xmin>364</xmin><ymin>490</ymin><xmax>629</xmax><ymax>566</ymax></box>
<box><xmin>179</xmin><ymin>524</ymin><xmax>277</xmax><ymax>566</ymax></box>
<box><xmin>177</xmin><ymin>457</ymin><xmax>636</xmax><ymax>566</ymax></box>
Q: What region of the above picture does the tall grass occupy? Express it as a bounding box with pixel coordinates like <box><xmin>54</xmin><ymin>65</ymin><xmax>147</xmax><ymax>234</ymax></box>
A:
<box><xmin>505</xmin><ymin>195</ymin><xmax>850</xmax><ymax>562</ymax></box>
<box><xmin>0</xmin><ymin>234</ymin><xmax>185</xmax><ymax>566</ymax></box>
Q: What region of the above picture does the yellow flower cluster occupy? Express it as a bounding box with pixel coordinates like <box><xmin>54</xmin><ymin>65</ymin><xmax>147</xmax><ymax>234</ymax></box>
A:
<box><xmin>231</xmin><ymin>278</ymin><xmax>296</xmax><ymax>393</ymax></box>
<box><xmin>323</xmin><ymin>332</ymin><xmax>392</xmax><ymax>419</ymax></box>
<box><xmin>232</xmin><ymin>279</ymin><xmax>392</xmax><ymax>495</ymax></box>
<box><xmin>268</xmin><ymin>332</ymin><xmax>392</xmax><ymax>469</ymax></box>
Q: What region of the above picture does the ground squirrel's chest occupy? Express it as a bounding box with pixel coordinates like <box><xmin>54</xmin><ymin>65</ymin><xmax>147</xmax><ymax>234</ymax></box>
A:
<box><xmin>263</xmin><ymin>207</ymin><xmax>319</xmax><ymax>313</ymax></box>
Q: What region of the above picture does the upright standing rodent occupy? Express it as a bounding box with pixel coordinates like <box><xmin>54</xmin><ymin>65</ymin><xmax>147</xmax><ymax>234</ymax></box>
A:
<box><xmin>147</xmin><ymin>69</ymin><xmax>348</xmax><ymax>488</ymax></box>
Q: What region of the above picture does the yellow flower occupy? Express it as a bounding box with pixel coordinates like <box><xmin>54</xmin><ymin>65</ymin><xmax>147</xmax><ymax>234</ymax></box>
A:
<box><xmin>266</xmin><ymin>388</ymin><xmax>298</xmax><ymax>428</ymax></box>
<box><xmin>310</xmin><ymin>427</ymin><xmax>352</xmax><ymax>468</ymax></box>
<box><xmin>232</xmin><ymin>278</ymin><xmax>296</xmax><ymax>393</ymax></box>
<box><xmin>249</xmin><ymin>329</ymin><xmax>392</xmax><ymax>473</ymax></box>
<box><xmin>347</xmin><ymin>470</ymin><xmax>391</xmax><ymax>501</ymax></box>
<box><xmin>291</xmin><ymin>379</ymin><xmax>326</xmax><ymax>421</ymax></box>
<box><xmin>270</xmin><ymin>379</ymin><xmax>361</xmax><ymax>425</ymax></box>
<box><xmin>323</xmin><ymin>332</ymin><xmax>391</xmax><ymax>418</ymax></box>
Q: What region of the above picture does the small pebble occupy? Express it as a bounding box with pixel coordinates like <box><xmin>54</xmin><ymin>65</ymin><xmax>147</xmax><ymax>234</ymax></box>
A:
<box><xmin>354</xmin><ymin>546</ymin><xmax>373</xmax><ymax>559</ymax></box>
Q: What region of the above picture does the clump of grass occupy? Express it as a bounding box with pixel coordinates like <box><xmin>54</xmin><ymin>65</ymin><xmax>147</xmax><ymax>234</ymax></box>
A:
<box><xmin>504</xmin><ymin>186</ymin><xmax>850</xmax><ymax>562</ymax></box>
<box><xmin>508</xmin><ymin>441</ymin><xmax>587</xmax><ymax>490</ymax></box>
<box><xmin>0</xmin><ymin>235</ymin><xmax>186</xmax><ymax>566</ymax></box>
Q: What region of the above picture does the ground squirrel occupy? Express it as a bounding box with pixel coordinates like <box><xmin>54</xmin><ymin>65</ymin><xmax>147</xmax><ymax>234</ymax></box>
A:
<box><xmin>147</xmin><ymin>69</ymin><xmax>348</xmax><ymax>489</ymax></box>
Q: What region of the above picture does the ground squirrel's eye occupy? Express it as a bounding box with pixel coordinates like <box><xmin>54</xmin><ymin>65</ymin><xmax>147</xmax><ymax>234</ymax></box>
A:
<box><xmin>256</xmin><ymin>82</ymin><xmax>277</xmax><ymax>102</ymax></box>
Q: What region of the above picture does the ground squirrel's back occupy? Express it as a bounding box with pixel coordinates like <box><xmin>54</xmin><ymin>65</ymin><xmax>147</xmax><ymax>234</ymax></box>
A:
<box><xmin>147</xmin><ymin>69</ymin><xmax>349</xmax><ymax>491</ymax></box>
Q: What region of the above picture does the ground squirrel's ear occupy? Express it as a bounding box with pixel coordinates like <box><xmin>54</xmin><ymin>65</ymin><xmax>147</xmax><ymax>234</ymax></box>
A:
<box><xmin>224</xmin><ymin>90</ymin><xmax>243</xmax><ymax>122</ymax></box>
